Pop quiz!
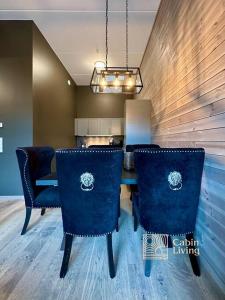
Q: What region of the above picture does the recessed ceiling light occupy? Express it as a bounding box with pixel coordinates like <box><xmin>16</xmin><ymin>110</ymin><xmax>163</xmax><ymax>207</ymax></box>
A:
<box><xmin>67</xmin><ymin>79</ymin><xmax>71</xmax><ymax>86</ymax></box>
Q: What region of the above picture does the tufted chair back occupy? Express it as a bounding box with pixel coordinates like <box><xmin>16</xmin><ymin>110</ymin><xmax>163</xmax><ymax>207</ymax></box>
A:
<box><xmin>16</xmin><ymin>147</ymin><xmax>55</xmax><ymax>207</ymax></box>
<box><xmin>56</xmin><ymin>148</ymin><xmax>123</xmax><ymax>236</ymax></box>
<box><xmin>134</xmin><ymin>148</ymin><xmax>205</xmax><ymax>235</ymax></box>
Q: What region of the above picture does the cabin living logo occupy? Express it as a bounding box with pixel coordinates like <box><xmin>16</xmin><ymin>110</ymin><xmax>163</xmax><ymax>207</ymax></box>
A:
<box><xmin>143</xmin><ymin>234</ymin><xmax>169</xmax><ymax>260</ymax></box>
<box><xmin>143</xmin><ymin>234</ymin><xmax>200</xmax><ymax>260</ymax></box>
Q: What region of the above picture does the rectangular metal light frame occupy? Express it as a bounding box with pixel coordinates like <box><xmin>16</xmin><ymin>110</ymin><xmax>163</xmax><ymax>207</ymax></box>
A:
<box><xmin>90</xmin><ymin>66</ymin><xmax>143</xmax><ymax>94</ymax></box>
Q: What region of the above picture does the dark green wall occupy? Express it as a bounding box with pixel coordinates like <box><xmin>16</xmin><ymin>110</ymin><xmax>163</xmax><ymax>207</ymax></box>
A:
<box><xmin>0</xmin><ymin>21</ymin><xmax>33</xmax><ymax>195</ymax></box>
<box><xmin>33</xmin><ymin>24</ymin><xmax>76</xmax><ymax>149</ymax></box>
<box><xmin>75</xmin><ymin>86</ymin><xmax>128</xmax><ymax>118</ymax></box>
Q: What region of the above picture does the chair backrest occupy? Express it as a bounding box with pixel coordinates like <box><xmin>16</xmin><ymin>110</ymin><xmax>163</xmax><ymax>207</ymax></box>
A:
<box><xmin>16</xmin><ymin>147</ymin><xmax>55</xmax><ymax>207</ymax></box>
<box><xmin>124</xmin><ymin>144</ymin><xmax>160</xmax><ymax>170</ymax></box>
<box><xmin>134</xmin><ymin>148</ymin><xmax>205</xmax><ymax>235</ymax></box>
<box><xmin>56</xmin><ymin>148</ymin><xmax>123</xmax><ymax>236</ymax></box>
<box><xmin>126</xmin><ymin>144</ymin><xmax>160</xmax><ymax>152</ymax></box>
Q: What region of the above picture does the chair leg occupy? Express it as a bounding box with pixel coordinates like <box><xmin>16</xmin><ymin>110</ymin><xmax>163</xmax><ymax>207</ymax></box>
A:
<box><xmin>41</xmin><ymin>208</ymin><xmax>46</xmax><ymax>216</ymax></box>
<box><xmin>118</xmin><ymin>186</ymin><xmax>121</xmax><ymax>217</ymax></box>
<box><xmin>107</xmin><ymin>233</ymin><xmax>115</xmax><ymax>278</ymax></box>
<box><xmin>145</xmin><ymin>259</ymin><xmax>151</xmax><ymax>277</ymax></box>
<box><xmin>21</xmin><ymin>207</ymin><xmax>32</xmax><ymax>235</ymax></box>
<box><xmin>60</xmin><ymin>234</ymin><xmax>73</xmax><ymax>278</ymax></box>
<box><xmin>186</xmin><ymin>233</ymin><xmax>200</xmax><ymax>276</ymax></box>
<box><xmin>60</xmin><ymin>233</ymin><xmax>65</xmax><ymax>251</ymax></box>
<box><xmin>168</xmin><ymin>236</ymin><xmax>173</xmax><ymax>248</ymax></box>
<box><xmin>133</xmin><ymin>207</ymin><xmax>138</xmax><ymax>231</ymax></box>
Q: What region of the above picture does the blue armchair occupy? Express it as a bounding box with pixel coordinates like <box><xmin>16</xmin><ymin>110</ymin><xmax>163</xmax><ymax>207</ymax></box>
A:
<box><xmin>16</xmin><ymin>147</ymin><xmax>60</xmax><ymax>235</ymax></box>
<box><xmin>56</xmin><ymin>148</ymin><xmax>123</xmax><ymax>278</ymax></box>
<box><xmin>133</xmin><ymin>148</ymin><xmax>205</xmax><ymax>276</ymax></box>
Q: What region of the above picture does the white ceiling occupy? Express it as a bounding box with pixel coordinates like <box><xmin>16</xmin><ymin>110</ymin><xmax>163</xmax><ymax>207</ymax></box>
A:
<box><xmin>0</xmin><ymin>0</ymin><xmax>160</xmax><ymax>85</ymax></box>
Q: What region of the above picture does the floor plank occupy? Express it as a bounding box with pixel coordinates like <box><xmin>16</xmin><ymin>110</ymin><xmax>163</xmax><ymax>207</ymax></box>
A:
<box><xmin>0</xmin><ymin>188</ymin><xmax>224</xmax><ymax>300</ymax></box>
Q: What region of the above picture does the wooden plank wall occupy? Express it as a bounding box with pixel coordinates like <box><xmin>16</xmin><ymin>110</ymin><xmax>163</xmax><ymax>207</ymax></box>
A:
<box><xmin>137</xmin><ymin>0</ymin><xmax>225</xmax><ymax>290</ymax></box>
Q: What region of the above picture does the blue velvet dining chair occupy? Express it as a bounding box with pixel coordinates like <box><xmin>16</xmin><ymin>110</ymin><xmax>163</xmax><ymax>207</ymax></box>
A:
<box><xmin>89</xmin><ymin>145</ymin><xmax>123</xmax><ymax>219</ymax></box>
<box><xmin>16</xmin><ymin>147</ymin><xmax>60</xmax><ymax>235</ymax></box>
<box><xmin>133</xmin><ymin>148</ymin><xmax>205</xmax><ymax>277</ymax></box>
<box><xmin>56</xmin><ymin>148</ymin><xmax>123</xmax><ymax>278</ymax></box>
<box><xmin>125</xmin><ymin>144</ymin><xmax>160</xmax><ymax>201</ymax></box>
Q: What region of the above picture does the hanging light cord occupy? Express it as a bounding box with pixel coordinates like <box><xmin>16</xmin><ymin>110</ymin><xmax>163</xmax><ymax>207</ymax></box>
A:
<box><xmin>126</xmin><ymin>0</ymin><xmax>128</xmax><ymax>70</ymax></box>
<box><xmin>105</xmin><ymin>0</ymin><xmax>109</xmax><ymax>69</ymax></box>
<box><xmin>105</xmin><ymin>0</ymin><xmax>128</xmax><ymax>70</ymax></box>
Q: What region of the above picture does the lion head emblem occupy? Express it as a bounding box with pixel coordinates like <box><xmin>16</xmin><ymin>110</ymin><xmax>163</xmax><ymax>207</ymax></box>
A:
<box><xmin>168</xmin><ymin>171</ymin><xmax>182</xmax><ymax>191</ymax></box>
<box><xmin>80</xmin><ymin>172</ymin><xmax>95</xmax><ymax>192</ymax></box>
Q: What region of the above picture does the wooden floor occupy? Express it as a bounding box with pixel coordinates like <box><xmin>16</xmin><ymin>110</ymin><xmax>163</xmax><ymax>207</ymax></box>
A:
<box><xmin>0</xmin><ymin>188</ymin><xmax>224</xmax><ymax>300</ymax></box>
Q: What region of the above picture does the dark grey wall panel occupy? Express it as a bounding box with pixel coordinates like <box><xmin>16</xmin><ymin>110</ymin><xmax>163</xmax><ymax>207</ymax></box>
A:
<box><xmin>0</xmin><ymin>21</ymin><xmax>76</xmax><ymax>195</ymax></box>
<box><xmin>75</xmin><ymin>86</ymin><xmax>128</xmax><ymax>118</ymax></box>
<box><xmin>32</xmin><ymin>24</ymin><xmax>76</xmax><ymax>149</ymax></box>
<box><xmin>0</xmin><ymin>21</ymin><xmax>33</xmax><ymax>195</ymax></box>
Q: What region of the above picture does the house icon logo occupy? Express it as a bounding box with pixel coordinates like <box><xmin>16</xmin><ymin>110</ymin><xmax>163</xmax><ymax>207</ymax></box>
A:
<box><xmin>143</xmin><ymin>234</ymin><xmax>168</xmax><ymax>260</ymax></box>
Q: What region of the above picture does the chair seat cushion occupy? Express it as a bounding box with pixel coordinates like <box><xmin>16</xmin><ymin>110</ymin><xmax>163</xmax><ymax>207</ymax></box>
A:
<box><xmin>34</xmin><ymin>186</ymin><xmax>61</xmax><ymax>208</ymax></box>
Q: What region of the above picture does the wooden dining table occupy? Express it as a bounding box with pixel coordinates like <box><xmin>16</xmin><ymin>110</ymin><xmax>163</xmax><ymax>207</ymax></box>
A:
<box><xmin>36</xmin><ymin>168</ymin><xmax>137</xmax><ymax>186</ymax></box>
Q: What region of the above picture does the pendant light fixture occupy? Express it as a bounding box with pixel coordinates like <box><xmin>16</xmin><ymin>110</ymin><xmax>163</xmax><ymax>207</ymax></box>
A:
<box><xmin>90</xmin><ymin>0</ymin><xmax>143</xmax><ymax>94</ymax></box>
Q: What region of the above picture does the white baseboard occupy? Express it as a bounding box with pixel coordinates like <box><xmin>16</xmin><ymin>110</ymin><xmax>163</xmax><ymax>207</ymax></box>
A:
<box><xmin>0</xmin><ymin>196</ymin><xmax>24</xmax><ymax>201</ymax></box>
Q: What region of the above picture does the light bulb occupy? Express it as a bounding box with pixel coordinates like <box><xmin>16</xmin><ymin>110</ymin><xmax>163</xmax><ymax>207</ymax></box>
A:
<box><xmin>113</xmin><ymin>77</ymin><xmax>120</xmax><ymax>87</ymax></box>
<box><xmin>126</xmin><ymin>76</ymin><xmax>134</xmax><ymax>88</ymax></box>
<box><xmin>100</xmin><ymin>76</ymin><xmax>107</xmax><ymax>87</ymax></box>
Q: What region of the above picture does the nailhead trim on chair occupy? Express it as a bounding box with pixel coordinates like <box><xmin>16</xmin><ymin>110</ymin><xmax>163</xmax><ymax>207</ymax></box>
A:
<box><xmin>65</xmin><ymin>229</ymin><xmax>115</xmax><ymax>237</ymax></box>
<box><xmin>57</xmin><ymin>149</ymin><xmax>121</xmax><ymax>236</ymax></box>
<box><xmin>136</xmin><ymin>149</ymin><xmax>204</xmax><ymax>153</ymax></box>
<box><xmin>17</xmin><ymin>148</ymin><xmax>34</xmax><ymax>208</ymax></box>
<box><xmin>135</xmin><ymin>149</ymin><xmax>202</xmax><ymax>236</ymax></box>
<box><xmin>56</xmin><ymin>149</ymin><xmax>122</xmax><ymax>154</ymax></box>
<box><xmin>28</xmin><ymin>206</ymin><xmax>61</xmax><ymax>209</ymax></box>
<box><xmin>146</xmin><ymin>231</ymin><xmax>194</xmax><ymax>236</ymax></box>
<box><xmin>18</xmin><ymin>148</ymin><xmax>60</xmax><ymax>209</ymax></box>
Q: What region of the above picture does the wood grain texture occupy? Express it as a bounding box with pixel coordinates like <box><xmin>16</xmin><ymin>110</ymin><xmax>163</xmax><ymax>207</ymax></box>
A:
<box><xmin>0</xmin><ymin>191</ymin><xmax>224</xmax><ymax>300</ymax></box>
<box><xmin>137</xmin><ymin>0</ymin><xmax>225</xmax><ymax>292</ymax></box>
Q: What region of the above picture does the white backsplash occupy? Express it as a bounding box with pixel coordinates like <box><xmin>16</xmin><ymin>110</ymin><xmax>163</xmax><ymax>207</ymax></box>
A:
<box><xmin>85</xmin><ymin>136</ymin><xmax>111</xmax><ymax>147</ymax></box>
